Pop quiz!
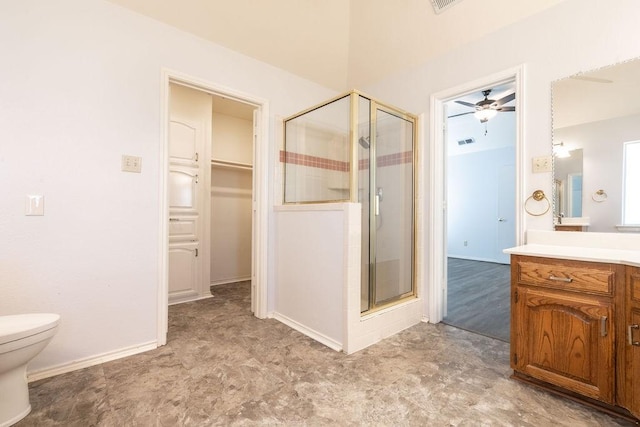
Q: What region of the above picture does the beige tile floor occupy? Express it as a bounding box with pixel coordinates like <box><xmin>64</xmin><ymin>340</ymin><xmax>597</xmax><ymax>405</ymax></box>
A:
<box><xmin>16</xmin><ymin>282</ymin><xmax>633</xmax><ymax>426</ymax></box>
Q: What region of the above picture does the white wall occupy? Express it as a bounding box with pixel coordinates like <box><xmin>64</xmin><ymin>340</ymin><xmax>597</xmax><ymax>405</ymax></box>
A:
<box><xmin>212</xmin><ymin>112</ymin><xmax>253</xmax><ymax>165</ymax></box>
<box><xmin>210</xmin><ymin>168</ymin><xmax>252</xmax><ymax>285</ymax></box>
<box><xmin>447</xmin><ymin>112</ymin><xmax>516</xmax><ymax>262</ymax></box>
<box><xmin>210</xmin><ymin>112</ymin><xmax>253</xmax><ymax>285</ymax></box>
<box><xmin>274</xmin><ymin>202</ymin><xmax>423</xmax><ymax>355</ymax></box>
<box><xmin>447</xmin><ymin>146</ymin><xmax>516</xmax><ymax>261</ymax></box>
<box><xmin>346</xmin><ymin>0</ymin><xmax>568</xmax><ymax>89</ymax></box>
<box><xmin>361</xmin><ymin>0</ymin><xmax>640</xmax><ymax>312</ymax></box>
<box><xmin>274</xmin><ymin>205</ymin><xmax>347</xmax><ymax>349</ymax></box>
<box><xmin>0</xmin><ymin>0</ymin><xmax>336</xmax><ymax>373</ymax></box>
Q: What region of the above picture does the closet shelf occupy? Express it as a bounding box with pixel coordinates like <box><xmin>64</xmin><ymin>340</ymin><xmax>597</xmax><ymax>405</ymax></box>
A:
<box><xmin>211</xmin><ymin>159</ymin><xmax>253</xmax><ymax>171</ymax></box>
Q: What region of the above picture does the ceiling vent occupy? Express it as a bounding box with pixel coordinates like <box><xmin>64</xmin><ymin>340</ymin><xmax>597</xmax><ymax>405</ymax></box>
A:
<box><xmin>430</xmin><ymin>0</ymin><xmax>464</xmax><ymax>14</ymax></box>
<box><xmin>457</xmin><ymin>138</ymin><xmax>475</xmax><ymax>146</ymax></box>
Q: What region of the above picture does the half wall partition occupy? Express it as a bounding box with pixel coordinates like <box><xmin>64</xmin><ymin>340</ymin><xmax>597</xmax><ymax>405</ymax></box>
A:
<box><xmin>283</xmin><ymin>92</ymin><xmax>417</xmax><ymax>314</ymax></box>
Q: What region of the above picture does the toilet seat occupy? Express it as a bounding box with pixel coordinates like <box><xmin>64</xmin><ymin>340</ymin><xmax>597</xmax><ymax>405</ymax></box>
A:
<box><xmin>0</xmin><ymin>314</ymin><xmax>60</xmax><ymax>346</ymax></box>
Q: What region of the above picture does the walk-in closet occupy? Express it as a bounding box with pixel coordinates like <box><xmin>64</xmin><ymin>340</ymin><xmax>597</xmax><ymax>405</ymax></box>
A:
<box><xmin>168</xmin><ymin>83</ymin><xmax>255</xmax><ymax>304</ymax></box>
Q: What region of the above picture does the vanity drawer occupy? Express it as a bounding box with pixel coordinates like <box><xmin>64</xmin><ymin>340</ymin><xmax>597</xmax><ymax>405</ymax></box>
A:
<box><xmin>514</xmin><ymin>256</ymin><xmax>616</xmax><ymax>296</ymax></box>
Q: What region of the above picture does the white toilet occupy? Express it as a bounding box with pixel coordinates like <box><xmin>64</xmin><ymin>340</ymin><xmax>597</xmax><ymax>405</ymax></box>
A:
<box><xmin>0</xmin><ymin>313</ymin><xmax>60</xmax><ymax>427</ymax></box>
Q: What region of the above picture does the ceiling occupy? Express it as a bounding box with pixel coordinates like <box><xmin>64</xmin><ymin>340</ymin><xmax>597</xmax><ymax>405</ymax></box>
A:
<box><xmin>107</xmin><ymin>0</ymin><xmax>568</xmax><ymax>91</ymax></box>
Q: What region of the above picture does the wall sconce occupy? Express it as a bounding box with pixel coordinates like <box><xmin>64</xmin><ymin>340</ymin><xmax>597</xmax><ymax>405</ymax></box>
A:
<box><xmin>553</xmin><ymin>141</ymin><xmax>571</xmax><ymax>158</ymax></box>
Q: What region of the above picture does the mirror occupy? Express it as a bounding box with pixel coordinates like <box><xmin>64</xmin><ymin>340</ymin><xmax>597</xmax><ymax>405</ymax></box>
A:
<box><xmin>552</xmin><ymin>58</ymin><xmax>640</xmax><ymax>232</ymax></box>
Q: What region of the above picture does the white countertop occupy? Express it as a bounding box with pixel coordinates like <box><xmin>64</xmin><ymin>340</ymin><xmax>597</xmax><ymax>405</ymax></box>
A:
<box><xmin>504</xmin><ymin>230</ymin><xmax>640</xmax><ymax>267</ymax></box>
<box><xmin>504</xmin><ymin>243</ymin><xmax>640</xmax><ymax>266</ymax></box>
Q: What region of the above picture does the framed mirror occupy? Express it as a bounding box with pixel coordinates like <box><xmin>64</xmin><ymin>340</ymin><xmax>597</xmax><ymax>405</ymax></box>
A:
<box><xmin>552</xmin><ymin>58</ymin><xmax>640</xmax><ymax>232</ymax></box>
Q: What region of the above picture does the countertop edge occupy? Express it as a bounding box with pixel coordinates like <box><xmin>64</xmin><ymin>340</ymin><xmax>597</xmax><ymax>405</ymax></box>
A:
<box><xmin>504</xmin><ymin>244</ymin><xmax>640</xmax><ymax>267</ymax></box>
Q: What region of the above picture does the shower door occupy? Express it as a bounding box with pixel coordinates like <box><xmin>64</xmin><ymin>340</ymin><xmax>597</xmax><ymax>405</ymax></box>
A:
<box><xmin>360</xmin><ymin>98</ymin><xmax>415</xmax><ymax>312</ymax></box>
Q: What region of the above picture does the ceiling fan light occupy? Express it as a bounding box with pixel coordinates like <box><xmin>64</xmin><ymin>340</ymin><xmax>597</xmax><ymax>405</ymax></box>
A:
<box><xmin>474</xmin><ymin>108</ymin><xmax>497</xmax><ymax>122</ymax></box>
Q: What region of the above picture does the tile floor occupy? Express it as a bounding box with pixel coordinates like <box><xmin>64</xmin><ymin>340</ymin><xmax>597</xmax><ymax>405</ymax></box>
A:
<box><xmin>16</xmin><ymin>282</ymin><xmax>633</xmax><ymax>426</ymax></box>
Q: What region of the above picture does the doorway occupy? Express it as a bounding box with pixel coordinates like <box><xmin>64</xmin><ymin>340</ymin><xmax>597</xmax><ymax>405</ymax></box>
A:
<box><xmin>442</xmin><ymin>82</ymin><xmax>516</xmax><ymax>341</ymax></box>
<box><xmin>428</xmin><ymin>67</ymin><xmax>524</xmax><ymax>333</ymax></box>
<box><xmin>168</xmin><ymin>83</ymin><xmax>257</xmax><ymax>302</ymax></box>
<box><xmin>158</xmin><ymin>71</ymin><xmax>269</xmax><ymax>345</ymax></box>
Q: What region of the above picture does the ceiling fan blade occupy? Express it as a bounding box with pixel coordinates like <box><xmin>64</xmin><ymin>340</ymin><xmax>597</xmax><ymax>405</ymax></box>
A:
<box><xmin>497</xmin><ymin>106</ymin><xmax>515</xmax><ymax>112</ymax></box>
<box><xmin>447</xmin><ymin>111</ymin><xmax>475</xmax><ymax>119</ymax></box>
<box><xmin>494</xmin><ymin>92</ymin><xmax>515</xmax><ymax>107</ymax></box>
<box><xmin>454</xmin><ymin>100</ymin><xmax>477</xmax><ymax>108</ymax></box>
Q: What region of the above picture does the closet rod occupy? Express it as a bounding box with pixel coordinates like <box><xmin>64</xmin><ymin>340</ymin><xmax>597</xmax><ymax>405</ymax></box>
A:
<box><xmin>211</xmin><ymin>159</ymin><xmax>253</xmax><ymax>171</ymax></box>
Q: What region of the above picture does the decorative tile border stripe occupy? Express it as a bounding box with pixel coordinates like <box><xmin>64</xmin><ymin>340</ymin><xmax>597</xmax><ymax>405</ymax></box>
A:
<box><xmin>280</xmin><ymin>150</ymin><xmax>349</xmax><ymax>172</ymax></box>
<box><xmin>281</xmin><ymin>150</ymin><xmax>413</xmax><ymax>171</ymax></box>
<box><xmin>377</xmin><ymin>151</ymin><xmax>413</xmax><ymax>168</ymax></box>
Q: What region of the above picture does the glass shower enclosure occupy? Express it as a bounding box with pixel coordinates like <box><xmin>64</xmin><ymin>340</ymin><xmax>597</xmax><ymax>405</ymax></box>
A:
<box><xmin>283</xmin><ymin>91</ymin><xmax>417</xmax><ymax>313</ymax></box>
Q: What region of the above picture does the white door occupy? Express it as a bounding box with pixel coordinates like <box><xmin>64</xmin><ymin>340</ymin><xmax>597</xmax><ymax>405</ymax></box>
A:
<box><xmin>251</xmin><ymin>109</ymin><xmax>258</xmax><ymax>313</ymax></box>
<box><xmin>168</xmin><ymin>83</ymin><xmax>211</xmax><ymax>304</ymax></box>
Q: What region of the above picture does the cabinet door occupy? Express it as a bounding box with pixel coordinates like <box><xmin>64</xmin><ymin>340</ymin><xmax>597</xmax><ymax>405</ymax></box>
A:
<box><xmin>168</xmin><ymin>83</ymin><xmax>210</xmax><ymax>303</ymax></box>
<box><xmin>512</xmin><ymin>286</ymin><xmax>614</xmax><ymax>403</ymax></box>
<box><xmin>168</xmin><ymin>241</ymin><xmax>200</xmax><ymax>303</ymax></box>
<box><xmin>623</xmin><ymin>267</ymin><xmax>640</xmax><ymax>418</ymax></box>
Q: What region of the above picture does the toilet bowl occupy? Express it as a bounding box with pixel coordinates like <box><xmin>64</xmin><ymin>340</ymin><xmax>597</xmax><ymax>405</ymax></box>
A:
<box><xmin>0</xmin><ymin>313</ymin><xmax>60</xmax><ymax>427</ymax></box>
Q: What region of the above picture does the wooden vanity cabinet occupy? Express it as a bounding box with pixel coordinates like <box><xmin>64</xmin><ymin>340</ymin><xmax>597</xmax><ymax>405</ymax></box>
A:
<box><xmin>511</xmin><ymin>255</ymin><xmax>620</xmax><ymax>403</ymax></box>
<box><xmin>510</xmin><ymin>255</ymin><xmax>640</xmax><ymax>421</ymax></box>
<box><xmin>621</xmin><ymin>266</ymin><xmax>640</xmax><ymax>417</ymax></box>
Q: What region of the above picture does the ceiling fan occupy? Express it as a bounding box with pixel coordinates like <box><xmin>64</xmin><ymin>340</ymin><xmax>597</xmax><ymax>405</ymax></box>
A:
<box><xmin>450</xmin><ymin>89</ymin><xmax>515</xmax><ymax>123</ymax></box>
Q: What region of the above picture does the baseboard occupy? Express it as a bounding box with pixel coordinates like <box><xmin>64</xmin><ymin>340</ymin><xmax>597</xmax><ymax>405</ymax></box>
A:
<box><xmin>168</xmin><ymin>293</ymin><xmax>213</xmax><ymax>306</ymax></box>
<box><xmin>27</xmin><ymin>341</ymin><xmax>158</xmax><ymax>382</ymax></box>
<box><xmin>272</xmin><ymin>313</ymin><xmax>342</xmax><ymax>352</ymax></box>
<box><xmin>210</xmin><ymin>276</ymin><xmax>251</xmax><ymax>286</ymax></box>
<box><xmin>447</xmin><ymin>255</ymin><xmax>501</xmax><ymax>264</ymax></box>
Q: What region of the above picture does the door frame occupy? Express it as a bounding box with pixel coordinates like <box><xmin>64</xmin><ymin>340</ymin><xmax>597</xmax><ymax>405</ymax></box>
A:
<box><xmin>427</xmin><ymin>65</ymin><xmax>525</xmax><ymax>323</ymax></box>
<box><xmin>158</xmin><ymin>69</ymin><xmax>270</xmax><ymax>345</ymax></box>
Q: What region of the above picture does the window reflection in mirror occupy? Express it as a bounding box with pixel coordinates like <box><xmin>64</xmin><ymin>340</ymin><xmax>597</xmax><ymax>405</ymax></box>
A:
<box><xmin>552</xmin><ymin>58</ymin><xmax>640</xmax><ymax>232</ymax></box>
<box><xmin>623</xmin><ymin>140</ymin><xmax>640</xmax><ymax>225</ymax></box>
<box><xmin>554</xmin><ymin>148</ymin><xmax>583</xmax><ymax>218</ymax></box>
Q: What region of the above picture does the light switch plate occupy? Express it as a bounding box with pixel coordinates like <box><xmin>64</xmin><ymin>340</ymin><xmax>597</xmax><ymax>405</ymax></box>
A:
<box><xmin>532</xmin><ymin>155</ymin><xmax>552</xmax><ymax>173</ymax></box>
<box><xmin>122</xmin><ymin>155</ymin><xmax>142</xmax><ymax>173</ymax></box>
<box><xmin>25</xmin><ymin>195</ymin><xmax>44</xmax><ymax>216</ymax></box>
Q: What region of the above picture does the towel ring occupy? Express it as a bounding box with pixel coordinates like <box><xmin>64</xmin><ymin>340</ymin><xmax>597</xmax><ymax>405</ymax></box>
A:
<box><xmin>524</xmin><ymin>190</ymin><xmax>550</xmax><ymax>216</ymax></box>
<box><xmin>592</xmin><ymin>189</ymin><xmax>608</xmax><ymax>203</ymax></box>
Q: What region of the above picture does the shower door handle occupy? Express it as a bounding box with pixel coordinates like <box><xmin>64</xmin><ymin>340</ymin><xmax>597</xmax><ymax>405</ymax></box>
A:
<box><xmin>375</xmin><ymin>194</ymin><xmax>380</xmax><ymax>216</ymax></box>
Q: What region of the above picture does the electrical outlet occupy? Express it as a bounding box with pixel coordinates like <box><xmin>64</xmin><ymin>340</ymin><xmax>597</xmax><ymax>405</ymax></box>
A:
<box><xmin>532</xmin><ymin>155</ymin><xmax>552</xmax><ymax>173</ymax></box>
<box><xmin>122</xmin><ymin>155</ymin><xmax>142</xmax><ymax>173</ymax></box>
<box><xmin>463</xmin><ymin>240</ymin><xmax>468</xmax><ymax>246</ymax></box>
